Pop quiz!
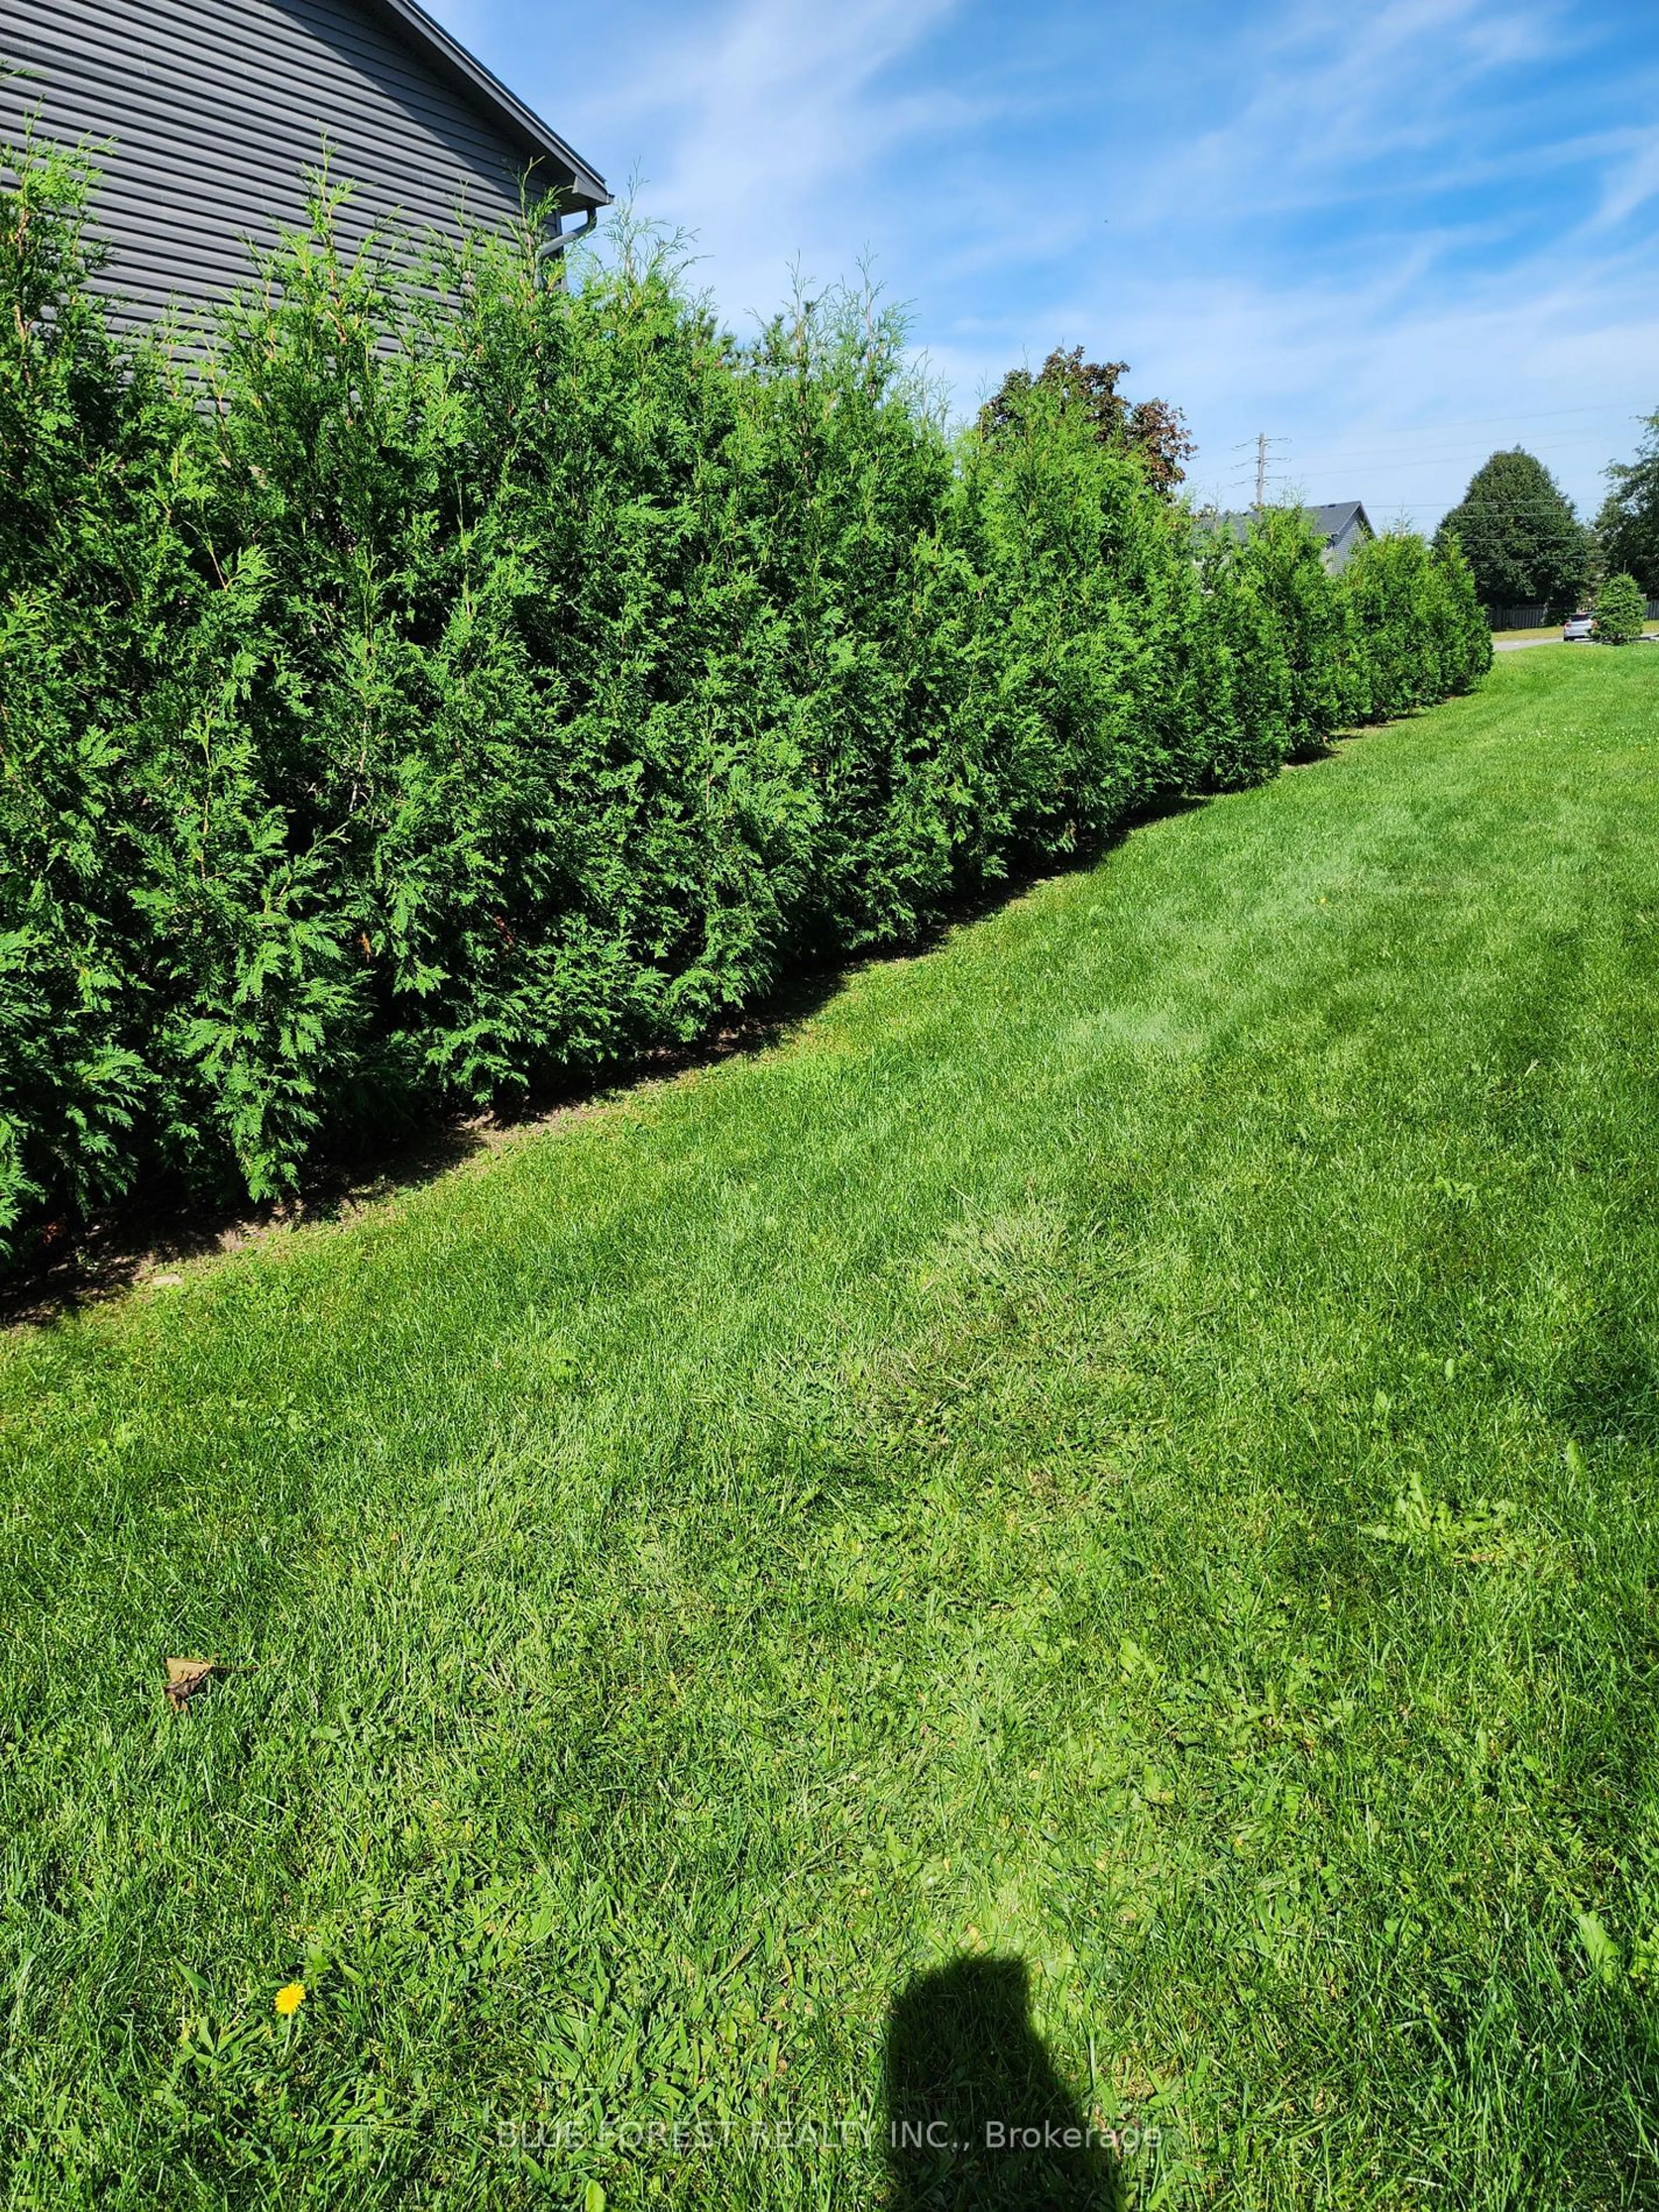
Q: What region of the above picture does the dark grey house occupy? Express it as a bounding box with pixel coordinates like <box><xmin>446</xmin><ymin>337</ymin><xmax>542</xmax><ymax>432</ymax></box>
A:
<box><xmin>1217</xmin><ymin>500</ymin><xmax>1376</xmax><ymax>575</ymax></box>
<box><xmin>1302</xmin><ymin>500</ymin><xmax>1374</xmax><ymax>574</ymax></box>
<box><xmin>0</xmin><ymin>0</ymin><xmax>608</xmax><ymax>333</ymax></box>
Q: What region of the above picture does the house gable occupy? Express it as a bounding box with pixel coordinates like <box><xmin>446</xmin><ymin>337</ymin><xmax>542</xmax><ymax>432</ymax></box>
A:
<box><xmin>1304</xmin><ymin>500</ymin><xmax>1374</xmax><ymax>573</ymax></box>
<box><xmin>0</xmin><ymin>0</ymin><xmax>608</xmax><ymax>334</ymax></box>
<box><xmin>1214</xmin><ymin>499</ymin><xmax>1375</xmax><ymax>574</ymax></box>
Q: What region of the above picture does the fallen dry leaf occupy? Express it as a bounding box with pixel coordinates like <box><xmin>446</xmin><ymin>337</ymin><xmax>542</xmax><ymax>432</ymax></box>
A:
<box><xmin>164</xmin><ymin>1657</ymin><xmax>216</xmax><ymax>1710</ymax></box>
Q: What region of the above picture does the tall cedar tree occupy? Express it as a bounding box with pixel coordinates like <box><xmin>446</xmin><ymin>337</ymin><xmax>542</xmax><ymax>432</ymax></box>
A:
<box><xmin>977</xmin><ymin>348</ymin><xmax>1195</xmax><ymax>492</ymax></box>
<box><xmin>1596</xmin><ymin>411</ymin><xmax>1659</xmax><ymax>596</ymax></box>
<box><xmin>1435</xmin><ymin>448</ymin><xmax>1591</xmax><ymax>613</ymax></box>
<box><xmin>0</xmin><ymin>140</ymin><xmax>1490</xmax><ymax>1270</ymax></box>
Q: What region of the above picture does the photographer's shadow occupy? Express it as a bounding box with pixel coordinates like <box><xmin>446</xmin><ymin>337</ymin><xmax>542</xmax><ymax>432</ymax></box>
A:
<box><xmin>884</xmin><ymin>1955</ymin><xmax>1121</xmax><ymax>2209</ymax></box>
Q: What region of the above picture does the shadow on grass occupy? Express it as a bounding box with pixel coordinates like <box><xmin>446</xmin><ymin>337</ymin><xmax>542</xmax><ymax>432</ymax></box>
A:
<box><xmin>1550</xmin><ymin>1323</ymin><xmax>1659</xmax><ymax>1453</ymax></box>
<box><xmin>884</xmin><ymin>1957</ymin><xmax>1120</xmax><ymax>2210</ymax></box>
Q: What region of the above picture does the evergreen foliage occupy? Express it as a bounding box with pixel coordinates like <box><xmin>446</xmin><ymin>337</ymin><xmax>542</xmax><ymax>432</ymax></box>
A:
<box><xmin>1593</xmin><ymin>571</ymin><xmax>1647</xmax><ymax>645</ymax></box>
<box><xmin>0</xmin><ymin>138</ymin><xmax>1491</xmax><ymax>1268</ymax></box>
<box><xmin>1435</xmin><ymin>448</ymin><xmax>1592</xmax><ymax>613</ymax></box>
<box><xmin>1344</xmin><ymin>529</ymin><xmax>1492</xmax><ymax>720</ymax></box>
<box><xmin>1597</xmin><ymin>412</ymin><xmax>1659</xmax><ymax>596</ymax></box>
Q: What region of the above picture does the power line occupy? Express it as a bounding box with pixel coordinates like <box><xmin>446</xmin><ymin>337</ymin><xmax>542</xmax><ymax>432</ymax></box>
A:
<box><xmin>1283</xmin><ymin>403</ymin><xmax>1652</xmax><ymax>453</ymax></box>
<box><xmin>1197</xmin><ymin>408</ymin><xmax>1656</xmax><ymax>484</ymax></box>
<box><xmin>1426</xmin><ymin>500</ymin><xmax>1596</xmax><ymax>514</ymax></box>
<box><xmin>1273</xmin><ymin>441</ymin><xmax>1621</xmax><ymax>477</ymax></box>
<box><xmin>1392</xmin><ymin>504</ymin><xmax>1600</xmax><ymax>526</ymax></box>
<box><xmin>1216</xmin><ymin>420</ymin><xmax>1653</xmax><ymax>496</ymax></box>
<box><xmin>1205</xmin><ymin>488</ymin><xmax>1597</xmax><ymax>541</ymax></box>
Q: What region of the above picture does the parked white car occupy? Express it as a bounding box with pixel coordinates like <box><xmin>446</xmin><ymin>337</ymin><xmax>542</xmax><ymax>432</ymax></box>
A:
<box><xmin>1562</xmin><ymin>611</ymin><xmax>1594</xmax><ymax>642</ymax></box>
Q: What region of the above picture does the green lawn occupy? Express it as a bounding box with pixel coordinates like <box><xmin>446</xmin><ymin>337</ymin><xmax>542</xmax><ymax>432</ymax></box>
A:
<box><xmin>5</xmin><ymin>648</ymin><xmax>1659</xmax><ymax>2209</ymax></box>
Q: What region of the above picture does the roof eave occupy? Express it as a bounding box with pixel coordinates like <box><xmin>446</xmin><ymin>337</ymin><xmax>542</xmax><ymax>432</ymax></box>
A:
<box><xmin>368</xmin><ymin>0</ymin><xmax>611</xmax><ymax>208</ymax></box>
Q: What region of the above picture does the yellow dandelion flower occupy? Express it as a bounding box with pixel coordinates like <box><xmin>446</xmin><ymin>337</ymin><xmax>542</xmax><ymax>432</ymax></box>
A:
<box><xmin>273</xmin><ymin>1982</ymin><xmax>306</xmax><ymax>2016</ymax></box>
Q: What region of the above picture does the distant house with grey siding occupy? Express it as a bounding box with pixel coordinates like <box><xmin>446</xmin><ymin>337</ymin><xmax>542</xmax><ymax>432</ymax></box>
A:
<box><xmin>0</xmin><ymin>0</ymin><xmax>608</xmax><ymax>336</ymax></box>
<box><xmin>1302</xmin><ymin>501</ymin><xmax>1374</xmax><ymax>573</ymax></box>
<box><xmin>1217</xmin><ymin>501</ymin><xmax>1376</xmax><ymax>575</ymax></box>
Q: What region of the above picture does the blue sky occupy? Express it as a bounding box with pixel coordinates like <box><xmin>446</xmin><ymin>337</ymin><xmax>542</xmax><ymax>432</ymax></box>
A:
<box><xmin>438</xmin><ymin>0</ymin><xmax>1659</xmax><ymax>529</ymax></box>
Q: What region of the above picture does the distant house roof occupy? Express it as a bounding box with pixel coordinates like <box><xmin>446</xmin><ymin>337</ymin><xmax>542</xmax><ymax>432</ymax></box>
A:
<box><xmin>1209</xmin><ymin>500</ymin><xmax>1375</xmax><ymax>573</ymax></box>
<box><xmin>1216</xmin><ymin>501</ymin><xmax>1374</xmax><ymax>548</ymax></box>
<box><xmin>1304</xmin><ymin>500</ymin><xmax>1373</xmax><ymax>546</ymax></box>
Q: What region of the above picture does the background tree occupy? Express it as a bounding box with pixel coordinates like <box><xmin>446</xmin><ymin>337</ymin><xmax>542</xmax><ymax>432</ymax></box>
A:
<box><xmin>1593</xmin><ymin>572</ymin><xmax>1646</xmax><ymax>645</ymax></box>
<box><xmin>1435</xmin><ymin>448</ymin><xmax>1591</xmax><ymax>613</ymax></box>
<box><xmin>977</xmin><ymin>347</ymin><xmax>1195</xmax><ymax>492</ymax></box>
<box><xmin>1596</xmin><ymin>411</ymin><xmax>1659</xmax><ymax>595</ymax></box>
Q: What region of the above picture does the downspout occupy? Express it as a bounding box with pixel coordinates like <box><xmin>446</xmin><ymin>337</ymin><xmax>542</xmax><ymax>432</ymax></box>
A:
<box><xmin>536</xmin><ymin>206</ymin><xmax>599</xmax><ymax>287</ymax></box>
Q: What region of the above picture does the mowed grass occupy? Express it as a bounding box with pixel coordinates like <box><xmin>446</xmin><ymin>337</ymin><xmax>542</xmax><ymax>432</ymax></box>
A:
<box><xmin>5</xmin><ymin>647</ymin><xmax>1659</xmax><ymax>2209</ymax></box>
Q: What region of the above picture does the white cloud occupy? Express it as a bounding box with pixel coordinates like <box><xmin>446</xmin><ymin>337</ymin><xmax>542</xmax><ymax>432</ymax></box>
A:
<box><xmin>439</xmin><ymin>0</ymin><xmax>1659</xmax><ymax>520</ymax></box>
<box><xmin>1111</xmin><ymin>254</ymin><xmax>1659</xmax><ymax>520</ymax></box>
<box><xmin>547</xmin><ymin>0</ymin><xmax>982</xmax><ymax>321</ymax></box>
<box><xmin>1594</xmin><ymin>130</ymin><xmax>1659</xmax><ymax>229</ymax></box>
<box><xmin>921</xmin><ymin>0</ymin><xmax>1658</xmax><ymax>519</ymax></box>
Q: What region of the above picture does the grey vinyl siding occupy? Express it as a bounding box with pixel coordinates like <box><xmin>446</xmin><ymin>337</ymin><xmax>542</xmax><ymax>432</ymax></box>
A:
<box><xmin>1325</xmin><ymin>518</ymin><xmax>1360</xmax><ymax>575</ymax></box>
<box><xmin>0</xmin><ymin>0</ymin><xmax>577</xmax><ymax>336</ymax></box>
<box><xmin>1217</xmin><ymin>501</ymin><xmax>1373</xmax><ymax>574</ymax></box>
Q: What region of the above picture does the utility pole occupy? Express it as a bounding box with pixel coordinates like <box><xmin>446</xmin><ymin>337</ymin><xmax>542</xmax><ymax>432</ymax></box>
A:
<box><xmin>1251</xmin><ymin>432</ymin><xmax>1285</xmax><ymax>513</ymax></box>
<box><xmin>1231</xmin><ymin>432</ymin><xmax>1284</xmax><ymax>515</ymax></box>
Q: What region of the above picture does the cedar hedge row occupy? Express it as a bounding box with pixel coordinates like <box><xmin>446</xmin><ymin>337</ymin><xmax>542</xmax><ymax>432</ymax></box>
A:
<box><xmin>0</xmin><ymin>139</ymin><xmax>1492</xmax><ymax>1268</ymax></box>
